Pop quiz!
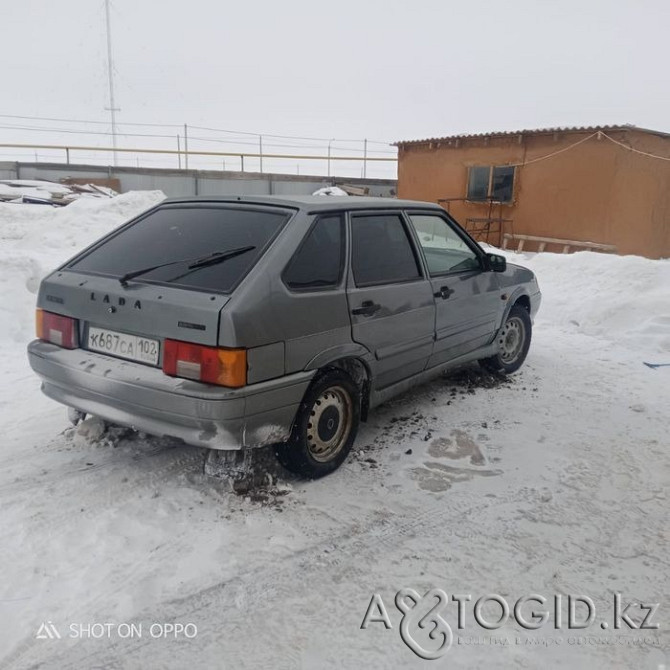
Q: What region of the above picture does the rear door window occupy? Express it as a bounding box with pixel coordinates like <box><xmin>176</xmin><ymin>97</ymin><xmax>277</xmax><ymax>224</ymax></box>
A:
<box><xmin>66</xmin><ymin>204</ymin><xmax>291</xmax><ymax>293</ymax></box>
<box><xmin>351</xmin><ymin>213</ymin><xmax>422</xmax><ymax>286</ymax></box>
<box><xmin>283</xmin><ymin>215</ymin><xmax>344</xmax><ymax>290</ymax></box>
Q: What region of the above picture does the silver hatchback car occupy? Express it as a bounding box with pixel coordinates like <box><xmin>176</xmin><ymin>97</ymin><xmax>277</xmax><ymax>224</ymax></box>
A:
<box><xmin>28</xmin><ymin>196</ymin><xmax>541</xmax><ymax>477</ymax></box>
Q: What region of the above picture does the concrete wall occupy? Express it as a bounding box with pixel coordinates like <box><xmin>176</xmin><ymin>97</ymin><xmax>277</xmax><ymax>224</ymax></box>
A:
<box><xmin>0</xmin><ymin>162</ymin><xmax>397</xmax><ymax>199</ymax></box>
<box><xmin>397</xmin><ymin>129</ymin><xmax>670</xmax><ymax>259</ymax></box>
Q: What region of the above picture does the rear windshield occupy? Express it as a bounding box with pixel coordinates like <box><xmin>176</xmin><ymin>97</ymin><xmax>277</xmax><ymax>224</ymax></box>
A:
<box><xmin>66</xmin><ymin>204</ymin><xmax>291</xmax><ymax>293</ymax></box>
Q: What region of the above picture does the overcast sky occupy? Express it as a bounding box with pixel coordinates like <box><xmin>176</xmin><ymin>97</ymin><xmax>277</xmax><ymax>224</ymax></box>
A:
<box><xmin>4</xmin><ymin>0</ymin><xmax>669</xmax><ymax>177</ymax></box>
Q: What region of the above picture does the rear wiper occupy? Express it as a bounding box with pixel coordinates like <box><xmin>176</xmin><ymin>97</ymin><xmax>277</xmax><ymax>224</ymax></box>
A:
<box><xmin>118</xmin><ymin>246</ymin><xmax>256</xmax><ymax>286</ymax></box>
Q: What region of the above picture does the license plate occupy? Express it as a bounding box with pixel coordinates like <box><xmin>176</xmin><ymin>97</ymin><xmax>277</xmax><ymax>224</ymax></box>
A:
<box><xmin>87</xmin><ymin>326</ymin><xmax>160</xmax><ymax>366</ymax></box>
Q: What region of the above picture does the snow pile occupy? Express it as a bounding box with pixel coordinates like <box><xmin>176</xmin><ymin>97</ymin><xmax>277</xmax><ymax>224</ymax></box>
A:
<box><xmin>0</xmin><ymin>190</ymin><xmax>165</xmax><ymax>345</ymax></box>
<box><xmin>502</xmin><ymin>249</ymin><xmax>670</xmax><ymax>353</ymax></box>
<box><xmin>312</xmin><ymin>186</ymin><xmax>348</xmax><ymax>196</ymax></box>
<box><xmin>0</xmin><ymin>179</ymin><xmax>117</xmax><ymax>205</ymax></box>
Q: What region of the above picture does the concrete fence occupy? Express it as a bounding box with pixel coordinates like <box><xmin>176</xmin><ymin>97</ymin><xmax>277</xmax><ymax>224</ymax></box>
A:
<box><xmin>0</xmin><ymin>161</ymin><xmax>397</xmax><ymax>199</ymax></box>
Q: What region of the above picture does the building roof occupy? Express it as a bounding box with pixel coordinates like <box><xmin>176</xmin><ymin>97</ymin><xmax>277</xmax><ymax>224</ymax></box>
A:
<box><xmin>394</xmin><ymin>124</ymin><xmax>670</xmax><ymax>147</ymax></box>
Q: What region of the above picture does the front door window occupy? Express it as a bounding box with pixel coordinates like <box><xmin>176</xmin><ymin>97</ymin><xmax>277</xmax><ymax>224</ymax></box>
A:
<box><xmin>408</xmin><ymin>214</ymin><xmax>481</xmax><ymax>275</ymax></box>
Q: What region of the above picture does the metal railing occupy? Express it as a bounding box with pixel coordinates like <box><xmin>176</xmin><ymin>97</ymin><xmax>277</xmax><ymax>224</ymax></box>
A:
<box><xmin>0</xmin><ymin>142</ymin><xmax>397</xmax><ymax>175</ymax></box>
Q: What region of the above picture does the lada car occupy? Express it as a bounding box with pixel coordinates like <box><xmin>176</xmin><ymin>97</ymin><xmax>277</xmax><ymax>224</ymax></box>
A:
<box><xmin>28</xmin><ymin>196</ymin><xmax>541</xmax><ymax>478</ymax></box>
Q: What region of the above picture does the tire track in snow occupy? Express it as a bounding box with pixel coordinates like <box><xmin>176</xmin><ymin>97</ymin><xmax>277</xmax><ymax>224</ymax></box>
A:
<box><xmin>7</xmin><ymin>490</ymin><xmax>525</xmax><ymax>669</ymax></box>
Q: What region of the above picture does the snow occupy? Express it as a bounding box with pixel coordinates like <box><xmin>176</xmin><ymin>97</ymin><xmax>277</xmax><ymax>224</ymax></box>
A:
<box><xmin>507</xmin><ymin>249</ymin><xmax>670</xmax><ymax>354</ymax></box>
<box><xmin>0</xmin><ymin>196</ymin><xmax>668</xmax><ymax>669</ymax></box>
<box><xmin>312</xmin><ymin>186</ymin><xmax>349</xmax><ymax>196</ymax></box>
<box><xmin>0</xmin><ymin>190</ymin><xmax>164</xmax><ymax>345</ymax></box>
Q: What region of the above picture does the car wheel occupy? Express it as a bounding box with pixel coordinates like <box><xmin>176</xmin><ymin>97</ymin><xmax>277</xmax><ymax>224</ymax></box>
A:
<box><xmin>275</xmin><ymin>369</ymin><xmax>360</xmax><ymax>478</ymax></box>
<box><xmin>479</xmin><ymin>304</ymin><xmax>532</xmax><ymax>374</ymax></box>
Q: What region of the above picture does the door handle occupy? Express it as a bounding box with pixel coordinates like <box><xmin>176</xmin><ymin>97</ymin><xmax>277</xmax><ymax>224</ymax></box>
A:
<box><xmin>434</xmin><ymin>286</ymin><xmax>455</xmax><ymax>300</ymax></box>
<box><xmin>351</xmin><ymin>300</ymin><xmax>381</xmax><ymax>317</ymax></box>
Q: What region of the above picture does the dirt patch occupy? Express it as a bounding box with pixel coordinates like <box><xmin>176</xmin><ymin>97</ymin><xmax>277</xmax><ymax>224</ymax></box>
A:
<box><xmin>428</xmin><ymin>429</ymin><xmax>486</xmax><ymax>465</ymax></box>
<box><xmin>411</xmin><ymin>461</ymin><xmax>502</xmax><ymax>492</ymax></box>
<box><xmin>414</xmin><ymin>426</ymin><xmax>500</xmax><ymax>492</ymax></box>
<box><xmin>204</xmin><ymin>447</ymin><xmax>294</xmax><ymax>508</ymax></box>
<box><xmin>444</xmin><ymin>366</ymin><xmax>513</xmax><ymax>392</ymax></box>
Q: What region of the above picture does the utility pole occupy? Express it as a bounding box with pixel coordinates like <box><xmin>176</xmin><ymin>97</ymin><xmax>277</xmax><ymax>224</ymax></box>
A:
<box><xmin>104</xmin><ymin>0</ymin><xmax>120</xmax><ymax>166</ymax></box>
<box><xmin>363</xmin><ymin>138</ymin><xmax>368</xmax><ymax>178</ymax></box>
<box><xmin>259</xmin><ymin>135</ymin><xmax>263</xmax><ymax>173</ymax></box>
<box><xmin>184</xmin><ymin>124</ymin><xmax>189</xmax><ymax>170</ymax></box>
<box><xmin>328</xmin><ymin>139</ymin><xmax>334</xmax><ymax>177</ymax></box>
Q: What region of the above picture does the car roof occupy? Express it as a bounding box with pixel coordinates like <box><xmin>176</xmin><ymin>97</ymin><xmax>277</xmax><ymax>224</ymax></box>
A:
<box><xmin>161</xmin><ymin>195</ymin><xmax>442</xmax><ymax>212</ymax></box>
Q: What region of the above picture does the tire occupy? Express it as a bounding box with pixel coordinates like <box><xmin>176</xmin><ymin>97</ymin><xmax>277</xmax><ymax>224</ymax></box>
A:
<box><xmin>275</xmin><ymin>369</ymin><xmax>360</xmax><ymax>478</ymax></box>
<box><xmin>479</xmin><ymin>304</ymin><xmax>532</xmax><ymax>374</ymax></box>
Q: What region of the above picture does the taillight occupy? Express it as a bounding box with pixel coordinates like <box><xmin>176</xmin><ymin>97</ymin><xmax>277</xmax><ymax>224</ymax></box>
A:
<box><xmin>163</xmin><ymin>339</ymin><xmax>246</xmax><ymax>388</ymax></box>
<box><xmin>36</xmin><ymin>309</ymin><xmax>78</xmax><ymax>349</ymax></box>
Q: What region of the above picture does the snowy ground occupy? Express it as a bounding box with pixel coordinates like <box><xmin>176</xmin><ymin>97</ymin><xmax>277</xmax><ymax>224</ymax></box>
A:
<box><xmin>0</xmin><ymin>195</ymin><xmax>668</xmax><ymax>669</ymax></box>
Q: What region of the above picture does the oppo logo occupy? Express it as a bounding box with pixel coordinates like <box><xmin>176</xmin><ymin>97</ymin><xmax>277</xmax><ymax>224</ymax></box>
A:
<box><xmin>90</xmin><ymin>292</ymin><xmax>142</xmax><ymax>310</ymax></box>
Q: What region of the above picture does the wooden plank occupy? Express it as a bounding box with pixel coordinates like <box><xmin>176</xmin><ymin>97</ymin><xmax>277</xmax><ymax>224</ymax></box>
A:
<box><xmin>538</xmin><ymin>242</ymin><xmax>546</xmax><ymax>252</ymax></box>
<box><xmin>340</xmin><ymin>184</ymin><xmax>368</xmax><ymax>196</ymax></box>
<box><xmin>505</xmin><ymin>233</ymin><xmax>616</xmax><ymax>252</ymax></box>
<box><xmin>562</xmin><ymin>245</ymin><xmax>570</xmax><ymax>254</ymax></box>
<box><xmin>517</xmin><ymin>240</ymin><xmax>524</xmax><ymax>252</ymax></box>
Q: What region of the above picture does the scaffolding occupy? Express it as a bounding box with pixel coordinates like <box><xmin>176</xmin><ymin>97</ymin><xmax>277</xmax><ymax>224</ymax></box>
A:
<box><xmin>437</xmin><ymin>196</ymin><xmax>513</xmax><ymax>247</ymax></box>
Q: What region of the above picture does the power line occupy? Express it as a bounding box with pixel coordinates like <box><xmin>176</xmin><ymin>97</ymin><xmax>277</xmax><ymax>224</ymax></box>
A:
<box><xmin>188</xmin><ymin>134</ymin><xmax>396</xmax><ymax>153</ymax></box>
<box><xmin>0</xmin><ymin>123</ymin><xmax>397</xmax><ymax>154</ymax></box>
<box><xmin>0</xmin><ymin>124</ymin><xmax>175</xmax><ymax>140</ymax></box>
<box><xmin>507</xmin><ymin>130</ymin><xmax>670</xmax><ymax>168</ymax></box>
<box><xmin>509</xmin><ymin>132</ymin><xmax>599</xmax><ymax>167</ymax></box>
<box><xmin>0</xmin><ymin>113</ymin><xmax>393</xmax><ymax>145</ymax></box>
<box><xmin>190</xmin><ymin>124</ymin><xmax>391</xmax><ymax>145</ymax></box>
<box><xmin>600</xmin><ymin>131</ymin><xmax>670</xmax><ymax>162</ymax></box>
<box><xmin>0</xmin><ymin>113</ymin><xmax>180</xmax><ymax>128</ymax></box>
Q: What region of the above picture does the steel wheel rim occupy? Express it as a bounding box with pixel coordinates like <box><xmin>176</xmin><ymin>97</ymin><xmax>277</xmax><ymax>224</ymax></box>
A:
<box><xmin>306</xmin><ymin>385</ymin><xmax>353</xmax><ymax>463</ymax></box>
<box><xmin>498</xmin><ymin>316</ymin><xmax>525</xmax><ymax>364</ymax></box>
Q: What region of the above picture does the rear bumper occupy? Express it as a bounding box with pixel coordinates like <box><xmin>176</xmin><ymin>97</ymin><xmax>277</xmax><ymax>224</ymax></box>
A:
<box><xmin>27</xmin><ymin>340</ymin><xmax>314</xmax><ymax>450</ymax></box>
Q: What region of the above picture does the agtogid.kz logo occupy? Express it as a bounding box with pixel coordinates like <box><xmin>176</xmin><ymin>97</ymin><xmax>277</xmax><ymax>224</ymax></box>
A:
<box><xmin>361</xmin><ymin>590</ymin><xmax>661</xmax><ymax>660</ymax></box>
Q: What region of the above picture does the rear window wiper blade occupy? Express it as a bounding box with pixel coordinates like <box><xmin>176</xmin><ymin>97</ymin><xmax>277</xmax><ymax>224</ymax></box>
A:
<box><xmin>118</xmin><ymin>246</ymin><xmax>256</xmax><ymax>286</ymax></box>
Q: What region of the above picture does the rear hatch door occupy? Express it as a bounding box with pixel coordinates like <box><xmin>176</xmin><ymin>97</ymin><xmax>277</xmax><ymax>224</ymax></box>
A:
<box><xmin>37</xmin><ymin>201</ymin><xmax>293</xmax><ymax>364</ymax></box>
<box><xmin>39</xmin><ymin>271</ymin><xmax>228</xmax><ymax>350</ymax></box>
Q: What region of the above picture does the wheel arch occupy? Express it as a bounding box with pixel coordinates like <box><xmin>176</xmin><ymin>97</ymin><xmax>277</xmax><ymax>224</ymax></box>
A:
<box><xmin>513</xmin><ymin>293</ymin><xmax>531</xmax><ymax>313</ymax></box>
<box><xmin>304</xmin><ymin>347</ymin><xmax>373</xmax><ymax>421</ymax></box>
<box><xmin>500</xmin><ymin>288</ymin><xmax>531</xmax><ymax>326</ymax></box>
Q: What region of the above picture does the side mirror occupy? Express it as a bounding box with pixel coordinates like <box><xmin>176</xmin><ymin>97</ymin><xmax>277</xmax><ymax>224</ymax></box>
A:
<box><xmin>486</xmin><ymin>252</ymin><xmax>507</xmax><ymax>273</ymax></box>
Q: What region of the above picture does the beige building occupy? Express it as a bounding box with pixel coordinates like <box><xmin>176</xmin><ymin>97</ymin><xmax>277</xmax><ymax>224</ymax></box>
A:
<box><xmin>396</xmin><ymin>125</ymin><xmax>670</xmax><ymax>259</ymax></box>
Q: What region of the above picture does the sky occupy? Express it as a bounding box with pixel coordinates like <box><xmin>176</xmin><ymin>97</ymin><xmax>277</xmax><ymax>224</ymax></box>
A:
<box><xmin>3</xmin><ymin>0</ymin><xmax>670</xmax><ymax>178</ymax></box>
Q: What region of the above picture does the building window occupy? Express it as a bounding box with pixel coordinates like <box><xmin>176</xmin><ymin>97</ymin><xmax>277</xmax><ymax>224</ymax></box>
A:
<box><xmin>467</xmin><ymin>165</ymin><xmax>515</xmax><ymax>203</ymax></box>
<box><xmin>467</xmin><ymin>166</ymin><xmax>490</xmax><ymax>202</ymax></box>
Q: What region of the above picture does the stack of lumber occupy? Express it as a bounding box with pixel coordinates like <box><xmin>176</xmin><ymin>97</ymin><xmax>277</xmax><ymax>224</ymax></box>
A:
<box><xmin>0</xmin><ymin>180</ymin><xmax>117</xmax><ymax>206</ymax></box>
